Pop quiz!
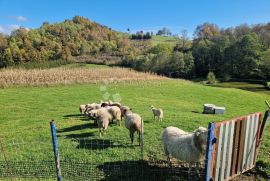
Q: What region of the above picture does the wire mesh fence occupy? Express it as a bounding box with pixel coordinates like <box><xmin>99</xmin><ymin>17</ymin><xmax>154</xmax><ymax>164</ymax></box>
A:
<box><xmin>0</xmin><ymin>126</ymin><xmax>56</xmax><ymax>180</ymax></box>
<box><xmin>0</xmin><ymin>123</ymin><xmax>208</xmax><ymax>181</ymax></box>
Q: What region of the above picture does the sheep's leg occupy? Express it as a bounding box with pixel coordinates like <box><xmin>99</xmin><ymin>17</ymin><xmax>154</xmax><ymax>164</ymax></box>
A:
<box><xmin>130</xmin><ymin>132</ymin><xmax>134</xmax><ymax>144</ymax></box>
<box><xmin>138</xmin><ymin>132</ymin><xmax>143</xmax><ymax>146</ymax></box>
<box><xmin>99</xmin><ymin>129</ymin><xmax>102</xmax><ymax>138</ymax></box>
<box><xmin>167</xmin><ymin>155</ymin><xmax>172</xmax><ymax>168</ymax></box>
<box><xmin>118</xmin><ymin>119</ymin><xmax>121</xmax><ymax>126</ymax></box>
<box><xmin>164</xmin><ymin>147</ymin><xmax>172</xmax><ymax>168</ymax></box>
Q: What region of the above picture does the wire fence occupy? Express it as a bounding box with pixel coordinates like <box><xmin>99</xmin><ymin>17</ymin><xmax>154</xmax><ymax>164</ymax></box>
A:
<box><xmin>0</xmin><ymin>122</ymin><xmax>207</xmax><ymax>181</ymax></box>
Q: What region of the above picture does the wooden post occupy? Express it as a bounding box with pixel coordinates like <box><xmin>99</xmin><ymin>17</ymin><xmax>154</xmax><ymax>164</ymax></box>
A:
<box><xmin>50</xmin><ymin>120</ymin><xmax>62</xmax><ymax>181</ymax></box>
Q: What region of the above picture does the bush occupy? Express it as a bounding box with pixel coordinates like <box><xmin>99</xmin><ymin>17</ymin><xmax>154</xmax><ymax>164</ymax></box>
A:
<box><xmin>207</xmin><ymin>72</ymin><xmax>217</xmax><ymax>84</ymax></box>
<box><xmin>264</xmin><ymin>81</ymin><xmax>270</xmax><ymax>90</ymax></box>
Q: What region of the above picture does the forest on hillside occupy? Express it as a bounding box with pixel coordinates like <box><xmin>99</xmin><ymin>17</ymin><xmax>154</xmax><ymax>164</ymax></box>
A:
<box><xmin>1</xmin><ymin>16</ymin><xmax>270</xmax><ymax>80</ymax></box>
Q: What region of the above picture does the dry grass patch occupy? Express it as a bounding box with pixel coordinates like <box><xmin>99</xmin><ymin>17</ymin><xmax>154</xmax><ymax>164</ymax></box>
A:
<box><xmin>0</xmin><ymin>67</ymin><xmax>166</xmax><ymax>88</ymax></box>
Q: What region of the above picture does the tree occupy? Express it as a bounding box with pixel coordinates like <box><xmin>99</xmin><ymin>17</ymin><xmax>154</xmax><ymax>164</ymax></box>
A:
<box><xmin>2</xmin><ymin>48</ymin><xmax>14</xmax><ymax>67</ymax></box>
<box><xmin>156</xmin><ymin>27</ymin><xmax>172</xmax><ymax>36</ymax></box>
<box><xmin>61</xmin><ymin>46</ymin><xmax>73</xmax><ymax>61</ymax></box>
<box><xmin>192</xmin><ymin>39</ymin><xmax>215</xmax><ymax>77</ymax></box>
<box><xmin>180</xmin><ymin>29</ymin><xmax>189</xmax><ymax>48</ymax></box>
<box><xmin>194</xmin><ymin>23</ymin><xmax>220</xmax><ymax>40</ymax></box>
<box><xmin>224</xmin><ymin>32</ymin><xmax>263</xmax><ymax>78</ymax></box>
<box><xmin>259</xmin><ymin>49</ymin><xmax>270</xmax><ymax>79</ymax></box>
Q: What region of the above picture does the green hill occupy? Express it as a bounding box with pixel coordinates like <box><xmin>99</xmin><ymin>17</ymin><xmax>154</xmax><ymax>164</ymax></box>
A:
<box><xmin>0</xmin><ymin>16</ymin><xmax>143</xmax><ymax>67</ymax></box>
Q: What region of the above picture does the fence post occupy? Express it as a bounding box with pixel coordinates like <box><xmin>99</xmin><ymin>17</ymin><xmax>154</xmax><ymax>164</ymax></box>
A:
<box><xmin>50</xmin><ymin>120</ymin><xmax>62</xmax><ymax>181</ymax></box>
<box><xmin>205</xmin><ymin>122</ymin><xmax>215</xmax><ymax>181</ymax></box>
<box><xmin>259</xmin><ymin>110</ymin><xmax>270</xmax><ymax>141</ymax></box>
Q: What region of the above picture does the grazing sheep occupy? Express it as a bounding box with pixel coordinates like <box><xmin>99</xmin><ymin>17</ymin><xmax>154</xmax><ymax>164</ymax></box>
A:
<box><xmin>122</xmin><ymin>107</ymin><xmax>143</xmax><ymax>146</ymax></box>
<box><xmin>151</xmin><ymin>106</ymin><xmax>163</xmax><ymax>122</ymax></box>
<box><xmin>162</xmin><ymin>126</ymin><xmax>208</xmax><ymax>163</ymax></box>
<box><xmin>120</xmin><ymin>106</ymin><xmax>131</xmax><ymax>121</ymax></box>
<box><xmin>101</xmin><ymin>101</ymin><xmax>122</xmax><ymax>108</ymax></box>
<box><xmin>79</xmin><ymin>104</ymin><xmax>86</xmax><ymax>114</ymax></box>
<box><xmin>84</xmin><ymin>103</ymin><xmax>102</xmax><ymax>114</ymax></box>
<box><xmin>90</xmin><ymin>108</ymin><xmax>113</xmax><ymax>137</ymax></box>
<box><xmin>105</xmin><ymin>106</ymin><xmax>122</xmax><ymax>126</ymax></box>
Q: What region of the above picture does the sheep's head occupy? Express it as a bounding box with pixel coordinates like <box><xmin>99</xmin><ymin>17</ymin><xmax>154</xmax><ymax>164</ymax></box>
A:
<box><xmin>121</xmin><ymin>106</ymin><xmax>132</xmax><ymax>116</ymax></box>
<box><xmin>101</xmin><ymin>102</ymin><xmax>109</xmax><ymax>107</ymax></box>
<box><xmin>89</xmin><ymin>110</ymin><xmax>98</xmax><ymax>119</ymax></box>
<box><xmin>194</xmin><ymin>127</ymin><xmax>208</xmax><ymax>152</ymax></box>
<box><xmin>150</xmin><ymin>105</ymin><xmax>154</xmax><ymax>110</ymax></box>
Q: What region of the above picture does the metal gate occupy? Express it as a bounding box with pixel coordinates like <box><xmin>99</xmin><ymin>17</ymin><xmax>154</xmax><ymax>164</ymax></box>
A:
<box><xmin>205</xmin><ymin>110</ymin><xmax>270</xmax><ymax>181</ymax></box>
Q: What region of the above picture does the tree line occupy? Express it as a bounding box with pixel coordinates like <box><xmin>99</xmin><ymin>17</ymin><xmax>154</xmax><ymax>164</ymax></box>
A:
<box><xmin>125</xmin><ymin>23</ymin><xmax>270</xmax><ymax>80</ymax></box>
<box><xmin>1</xmin><ymin>16</ymin><xmax>270</xmax><ymax>81</ymax></box>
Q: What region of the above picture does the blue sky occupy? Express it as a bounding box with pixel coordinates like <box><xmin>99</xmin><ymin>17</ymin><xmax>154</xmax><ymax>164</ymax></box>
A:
<box><xmin>0</xmin><ymin>0</ymin><xmax>270</xmax><ymax>37</ymax></box>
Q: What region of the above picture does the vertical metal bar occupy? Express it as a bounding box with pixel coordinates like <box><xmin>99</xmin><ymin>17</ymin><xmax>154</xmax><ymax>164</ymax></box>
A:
<box><xmin>205</xmin><ymin>122</ymin><xmax>215</xmax><ymax>181</ymax></box>
<box><xmin>214</xmin><ymin>123</ymin><xmax>224</xmax><ymax>181</ymax></box>
<box><xmin>50</xmin><ymin>120</ymin><xmax>62</xmax><ymax>181</ymax></box>
<box><xmin>225</xmin><ymin>120</ymin><xmax>235</xmax><ymax>179</ymax></box>
<box><xmin>220</xmin><ymin>122</ymin><xmax>229</xmax><ymax>180</ymax></box>
<box><xmin>246</xmin><ymin>114</ymin><xmax>255</xmax><ymax>169</ymax></box>
<box><xmin>248</xmin><ymin>113</ymin><xmax>258</xmax><ymax>169</ymax></box>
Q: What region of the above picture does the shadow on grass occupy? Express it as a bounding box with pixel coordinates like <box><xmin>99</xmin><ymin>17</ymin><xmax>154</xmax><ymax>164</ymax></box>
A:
<box><xmin>97</xmin><ymin>160</ymin><xmax>204</xmax><ymax>181</ymax></box>
<box><xmin>63</xmin><ymin>114</ymin><xmax>91</xmax><ymax>121</ymax></box>
<box><xmin>191</xmin><ymin>111</ymin><xmax>203</xmax><ymax>114</ymax></box>
<box><xmin>57</xmin><ymin>123</ymin><xmax>96</xmax><ymax>133</ymax></box>
<box><xmin>252</xmin><ymin>161</ymin><xmax>270</xmax><ymax>179</ymax></box>
<box><xmin>64</xmin><ymin>132</ymin><xmax>95</xmax><ymax>138</ymax></box>
<box><xmin>71</xmin><ymin>138</ymin><xmax>138</xmax><ymax>150</ymax></box>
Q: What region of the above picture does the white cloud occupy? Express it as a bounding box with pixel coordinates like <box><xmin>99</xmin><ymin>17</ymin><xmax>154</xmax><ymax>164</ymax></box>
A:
<box><xmin>15</xmin><ymin>16</ymin><xmax>28</xmax><ymax>22</ymax></box>
<box><xmin>6</xmin><ymin>16</ymin><xmax>28</xmax><ymax>22</ymax></box>
<box><xmin>0</xmin><ymin>24</ymin><xmax>20</xmax><ymax>35</ymax></box>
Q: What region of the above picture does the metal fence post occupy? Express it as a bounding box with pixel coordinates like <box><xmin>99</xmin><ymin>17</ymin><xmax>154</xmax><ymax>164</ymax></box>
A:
<box><xmin>50</xmin><ymin>120</ymin><xmax>62</xmax><ymax>181</ymax></box>
<box><xmin>205</xmin><ymin>122</ymin><xmax>215</xmax><ymax>181</ymax></box>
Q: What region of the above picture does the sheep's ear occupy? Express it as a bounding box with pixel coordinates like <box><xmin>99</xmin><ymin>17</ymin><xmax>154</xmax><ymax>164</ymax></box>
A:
<box><xmin>195</xmin><ymin>131</ymin><xmax>201</xmax><ymax>137</ymax></box>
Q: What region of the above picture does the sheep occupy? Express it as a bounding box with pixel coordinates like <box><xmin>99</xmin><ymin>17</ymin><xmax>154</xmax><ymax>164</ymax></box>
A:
<box><xmin>122</xmin><ymin>107</ymin><xmax>143</xmax><ymax>146</ymax></box>
<box><xmin>84</xmin><ymin>103</ymin><xmax>102</xmax><ymax>114</ymax></box>
<box><xmin>162</xmin><ymin>126</ymin><xmax>208</xmax><ymax>164</ymax></box>
<box><xmin>89</xmin><ymin>108</ymin><xmax>113</xmax><ymax>137</ymax></box>
<box><xmin>79</xmin><ymin>104</ymin><xmax>86</xmax><ymax>114</ymax></box>
<box><xmin>150</xmin><ymin>106</ymin><xmax>163</xmax><ymax>122</ymax></box>
<box><xmin>101</xmin><ymin>101</ymin><xmax>121</xmax><ymax>108</ymax></box>
<box><xmin>120</xmin><ymin>106</ymin><xmax>131</xmax><ymax>120</ymax></box>
<box><xmin>105</xmin><ymin>106</ymin><xmax>122</xmax><ymax>126</ymax></box>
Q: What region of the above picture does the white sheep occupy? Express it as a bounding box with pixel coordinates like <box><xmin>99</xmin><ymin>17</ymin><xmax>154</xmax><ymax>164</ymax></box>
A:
<box><xmin>162</xmin><ymin>126</ymin><xmax>208</xmax><ymax>164</ymax></box>
<box><xmin>120</xmin><ymin>106</ymin><xmax>131</xmax><ymax>121</ymax></box>
<box><xmin>105</xmin><ymin>106</ymin><xmax>122</xmax><ymax>126</ymax></box>
<box><xmin>79</xmin><ymin>104</ymin><xmax>86</xmax><ymax>114</ymax></box>
<box><xmin>84</xmin><ymin>103</ymin><xmax>102</xmax><ymax>114</ymax></box>
<box><xmin>151</xmin><ymin>106</ymin><xmax>163</xmax><ymax>122</ymax></box>
<box><xmin>89</xmin><ymin>108</ymin><xmax>113</xmax><ymax>137</ymax></box>
<box><xmin>122</xmin><ymin>107</ymin><xmax>143</xmax><ymax>146</ymax></box>
<box><xmin>101</xmin><ymin>101</ymin><xmax>121</xmax><ymax>108</ymax></box>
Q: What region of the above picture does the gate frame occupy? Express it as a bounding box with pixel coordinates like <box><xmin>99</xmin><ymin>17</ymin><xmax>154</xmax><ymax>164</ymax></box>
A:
<box><xmin>205</xmin><ymin>110</ymin><xmax>270</xmax><ymax>181</ymax></box>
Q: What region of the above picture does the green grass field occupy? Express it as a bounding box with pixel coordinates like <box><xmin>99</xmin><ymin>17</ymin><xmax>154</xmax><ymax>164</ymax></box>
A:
<box><xmin>0</xmin><ymin>66</ymin><xmax>270</xmax><ymax>179</ymax></box>
<box><xmin>151</xmin><ymin>35</ymin><xmax>179</xmax><ymax>46</ymax></box>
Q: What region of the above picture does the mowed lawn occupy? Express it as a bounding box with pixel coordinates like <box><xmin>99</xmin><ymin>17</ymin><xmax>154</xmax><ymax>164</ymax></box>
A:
<box><xmin>0</xmin><ymin>78</ymin><xmax>269</xmax><ymax>175</ymax></box>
